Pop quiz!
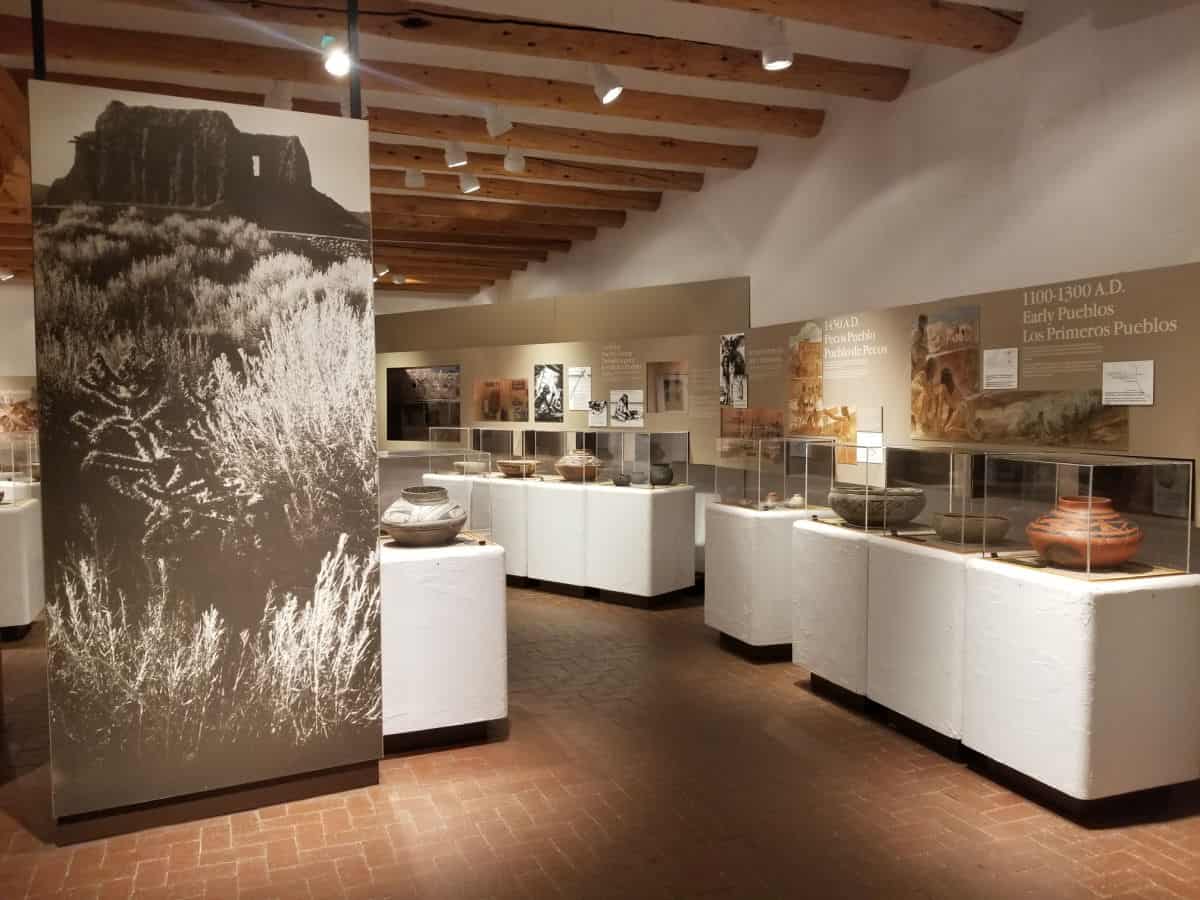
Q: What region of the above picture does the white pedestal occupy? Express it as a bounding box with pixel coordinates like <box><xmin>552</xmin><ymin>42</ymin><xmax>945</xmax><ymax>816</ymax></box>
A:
<box><xmin>867</xmin><ymin>537</ymin><xmax>967</xmax><ymax>739</ymax></box>
<box><xmin>526</xmin><ymin>480</ymin><xmax>588</xmax><ymax>587</ymax></box>
<box><xmin>694</xmin><ymin>490</ymin><xmax>716</xmax><ymax>574</ymax></box>
<box><xmin>0</xmin><ymin>481</ymin><xmax>40</xmax><ymax>503</ymax></box>
<box><xmin>584</xmin><ymin>485</ymin><xmax>695</xmax><ymax>597</ymax></box>
<box><xmin>422</xmin><ymin>473</ymin><xmax>529</xmax><ymax>577</ymax></box>
<box><xmin>0</xmin><ymin>500</ymin><xmax>45</xmax><ymax>628</ymax></box>
<box><xmin>704</xmin><ymin>504</ymin><xmax>811</xmax><ymax>646</ymax></box>
<box><xmin>380</xmin><ymin>541</ymin><xmax>508</xmax><ymax>736</ymax></box>
<box><xmin>964</xmin><ymin>560</ymin><xmax>1200</xmax><ymax>800</ymax></box>
<box><xmin>791</xmin><ymin>520</ymin><xmax>870</xmax><ymax>696</ymax></box>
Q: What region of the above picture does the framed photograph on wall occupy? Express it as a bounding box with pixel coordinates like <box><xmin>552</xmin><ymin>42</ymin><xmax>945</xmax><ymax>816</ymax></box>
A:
<box><xmin>719</xmin><ymin>333</ymin><xmax>748</xmax><ymax>408</ymax></box>
<box><xmin>567</xmin><ymin>366</ymin><xmax>592</xmax><ymax>411</ymax></box>
<box><xmin>588</xmin><ymin>400</ymin><xmax>608</xmax><ymax>427</ymax></box>
<box><xmin>610</xmin><ymin>389</ymin><xmax>645</xmax><ymax>427</ymax></box>
<box><xmin>533</xmin><ymin>363</ymin><xmax>564</xmax><ymax>422</ymax></box>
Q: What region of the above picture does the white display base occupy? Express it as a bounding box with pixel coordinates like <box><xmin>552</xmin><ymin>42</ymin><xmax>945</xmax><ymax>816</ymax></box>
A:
<box><xmin>0</xmin><ymin>481</ymin><xmax>40</xmax><ymax>503</ymax></box>
<box><xmin>704</xmin><ymin>504</ymin><xmax>811</xmax><ymax>646</ymax></box>
<box><xmin>525</xmin><ymin>480</ymin><xmax>588</xmax><ymax>587</ymax></box>
<box><xmin>380</xmin><ymin>540</ymin><xmax>508</xmax><ymax>736</ymax></box>
<box><xmin>694</xmin><ymin>490</ymin><xmax>716</xmax><ymax>574</ymax></box>
<box><xmin>0</xmin><ymin>500</ymin><xmax>45</xmax><ymax>628</ymax></box>
<box><xmin>964</xmin><ymin>559</ymin><xmax>1200</xmax><ymax>800</ymax></box>
<box><xmin>791</xmin><ymin>520</ymin><xmax>870</xmax><ymax>696</ymax></box>
<box><xmin>422</xmin><ymin>473</ymin><xmax>529</xmax><ymax>577</ymax></box>
<box><xmin>867</xmin><ymin>536</ymin><xmax>967</xmax><ymax>739</ymax></box>
<box><xmin>584</xmin><ymin>484</ymin><xmax>695</xmax><ymax>597</ymax></box>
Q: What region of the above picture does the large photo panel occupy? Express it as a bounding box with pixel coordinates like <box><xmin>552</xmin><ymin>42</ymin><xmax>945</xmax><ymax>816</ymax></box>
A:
<box><xmin>29</xmin><ymin>80</ymin><xmax>381</xmax><ymax>817</ymax></box>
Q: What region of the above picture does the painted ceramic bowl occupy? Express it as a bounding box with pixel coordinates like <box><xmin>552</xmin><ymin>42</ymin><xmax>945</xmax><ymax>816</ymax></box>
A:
<box><xmin>785</xmin><ymin>493</ymin><xmax>806</xmax><ymax>509</ymax></box>
<box><xmin>612</xmin><ymin>472</ymin><xmax>632</xmax><ymax>487</ymax></box>
<box><xmin>829</xmin><ymin>485</ymin><xmax>926</xmax><ymax>528</ymax></box>
<box><xmin>555</xmin><ymin>450</ymin><xmax>602</xmax><ymax>482</ymax></box>
<box><xmin>1026</xmin><ymin>496</ymin><xmax>1143</xmax><ymax>569</ymax></box>
<box><xmin>933</xmin><ymin>512</ymin><xmax>1009</xmax><ymax>544</ymax></box>
<box><xmin>496</xmin><ymin>459</ymin><xmax>537</xmax><ymax>478</ymax></box>
<box><xmin>381</xmin><ymin>485</ymin><xmax>467</xmax><ymax>547</ymax></box>
<box><xmin>453</xmin><ymin>460</ymin><xmax>488</xmax><ymax>475</ymax></box>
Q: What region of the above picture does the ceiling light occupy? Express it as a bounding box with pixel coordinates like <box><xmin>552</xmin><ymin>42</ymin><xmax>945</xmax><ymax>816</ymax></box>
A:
<box><xmin>591</xmin><ymin>63</ymin><xmax>623</xmax><ymax>105</ymax></box>
<box><xmin>404</xmin><ymin>169</ymin><xmax>426</xmax><ymax>189</ymax></box>
<box><xmin>483</xmin><ymin>103</ymin><xmax>513</xmax><ymax>138</ymax></box>
<box><xmin>459</xmin><ymin>173</ymin><xmax>481</xmax><ymax>194</ymax></box>
<box><xmin>761</xmin><ymin>17</ymin><xmax>793</xmax><ymax>71</ymax></box>
<box><xmin>444</xmin><ymin>140</ymin><xmax>468</xmax><ymax>168</ymax></box>
<box><xmin>321</xmin><ymin>35</ymin><xmax>352</xmax><ymax>78</ymax></box>
<box><xmin>503</xmin><ymin>147</ymin><xmax>526</xmax><ymax>174</ymax></box>
<box><xmin>0</xmin><ymin>269</ymin><xmax>14</xmax><ymax>282</ymax></box>
<box><xmin>374</xmin><ymin>263</ymin><xmax>390</xmax><ymax>278</ymax></box>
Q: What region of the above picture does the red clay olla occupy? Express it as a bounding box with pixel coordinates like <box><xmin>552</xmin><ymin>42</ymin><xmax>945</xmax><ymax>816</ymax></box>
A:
<box><xmin>1025</xmin><ymin>496</ymin><xmax>1143</xmax><ymax>569</ymax></box>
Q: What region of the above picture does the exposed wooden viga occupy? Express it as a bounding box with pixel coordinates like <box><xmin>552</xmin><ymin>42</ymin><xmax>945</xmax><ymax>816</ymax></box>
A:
<box><xmin>371</xmin><ymin>169</ymin><xmax>661</xmax><ymax>212</ymax></box>
<box><xmin>370</xmin><ymin>194</ymin><xmax>625</xmax><ymax>229</ymax></box>
<box><xmin>370</xmin><ymin>142</ymin><xmax>703</xmax><ymax>192</ymax></box>
<box><xmin>371</xmin><ymin>231</ymin><xmax>572</xmax><ymax>253</ymax></box>
<box><xmin>126</xmin><ymin>0</ymin><xmax>910</xmax><ymax>100</ymax></box>
<box><xmin>0</xmin><ymin>16</ymin><xmax>824</xmax><ymax>138</ymax></box>
<box><xmin>0</xmin><ymin>66</ymin><xmax>32</xmax><ymax>232</ymax></box>
<box><xmin>674</xmin><ymin>0</ymin><xmax>1023</xmax><ymax>53</ymax></box>
<box><xmin>373</xmin><ymin>244</ymin><xmax>549</xmax><ymax>264</ymax></box>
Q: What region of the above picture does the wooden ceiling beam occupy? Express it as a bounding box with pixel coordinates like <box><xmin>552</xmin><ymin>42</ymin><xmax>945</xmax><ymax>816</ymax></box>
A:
<box><xmin>375</xmin><ymin>283</ymin><xmax>484</xmax><ymax>295</ymax></box>
<box><xmin>370</xmin><ymin>141</ymin><xmax>702</xmax><ymax>192</ymax></box>
<box><xmin>371</xmin><ymin>243</ymin><xmax>548</xmax><ymax>264</ymax></box>
<box><xmin>377</xmin><ymin>253</ymin><xmax>531</xmax><ymax>269</ymax></box>
<box><xmin>673</xmin><ymin>1</ymin><xmax>1023</xmax><ymax>53</ymax></box>
<box><xmin>0</xmin><ymin>223</ymin><xmax>31</xmax><ymax>240</ymax></box>
<box><xmin>371</xmin><ymin>229</ymin><xmax>571</xmax><ymax>253</ymax></box>
<box><xmin>371</xmin><ymin>214</ymin><xmax>596</xmax><ymax>242</ymax></box>
<box><xmin>0</xmin><ymin>66</ymin><xmax>31</xmax><ymax>221</ymax></box>
<box><xmin>377</xmin><ymin>263</ymin><xmax>517</xmax><ymax>280</ymax></box>
<box><xmin>0</xmin><ymin>15</ymin><xmax>817</xmax><ymax>140</ymax></box>
<box><xmin>371</xmin><ymin>169</ymin><xmax>660</xmax><ymax>211</ymax></box>
<box><xmin>369</xmin><ymin>108</ymin><xmax>756</xmax><ymax>170</ymax></box>
<box><xmin>371</xmin><ymin>193</ymin><xmax>623</xmax><ymax>228</ymax></box>
<box><xmin>127</xmin><ymin>1</ymin><xmax>907</xmax><ymax>101</ymax></box>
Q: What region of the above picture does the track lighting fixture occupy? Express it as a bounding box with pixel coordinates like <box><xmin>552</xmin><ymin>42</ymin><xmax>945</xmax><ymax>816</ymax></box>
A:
<box><xmin>503</xmin><ymin>147</ymin><xmax>526</xmax><ymax>174</ymax></box>
<box><xmin>483</xmin><ymin>103</ymin><xmax>513</xmax><ymax>138</ymax></box>
<box><xmin>374</xmin><ymin>263</ymin><xmax>390</xmax><ymax>278</ymax></box>
<box><xmin>321</xmin><ymin>34</ymin><xmax>352</xmax><ymax>78</ymax></box>
<box><xmin>591</xmin><ymin>63</ymin><xmax>623</xmax><ymax>105</ymax></box>
<box><xmin>459</xmin><ymin>173</ymin><xmax>482</xmax><ymax>194</ymax></box>
<box><xmin>404</xmin><ymin>169</ymin><xmax>426</xmax><ymax>189</ymax></box>
<box><xmin>0</xmin><ymin>269</ymin><xmax>14</xmax><ymax>282</ymax></box>
<box><xmin>444</xmin><ymin>140</ymin><xmax>468</xmax><ymax>168</ymax></box>
<box><xmin>760</xmin><ymin>17</ymin><xmax>793</xmax><ymax>71</ymax></box>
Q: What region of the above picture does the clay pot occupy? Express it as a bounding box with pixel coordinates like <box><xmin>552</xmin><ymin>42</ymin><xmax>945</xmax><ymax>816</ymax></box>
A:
<box><xmin>554</xmin><ymin>449</ymin><xmax>602</xmax><ymax>482</ymax></box>
<box><xmin>496</xmin><ymin>459</ymin><xmax>537</xmax><ymax>478</ymax></box>
<box><xmin>381</xmin><ymin>485</ymin><xmax>467</xmax><ymax>547</ymax></box>
<box><xmin>933</xmin><ymin>512</ymin><xmax>1009</xmax><ymax>544</ymax></box>
<box><xmin>829</xmin><ymin>485</ymin><xmax>926</xmax><ymax>528</ymax></box>
<box><xmin>785</xmin><ymin>493</ymin><xmax>806</xmax><ymax>510</ymax></box>
<box><xmin>612</xmin><ymin>472</ymin><xmax>632</xmax><ymax>487</ymax></box>
<box><xmin>1026</xmin><ymin>496</ymin><xmax>1143</xmax><ymax>569</ymax></box>
<box><xmin>630</xmin><ymin>463</ymin><xmax>675</xmax><ymax>486</ymax></box>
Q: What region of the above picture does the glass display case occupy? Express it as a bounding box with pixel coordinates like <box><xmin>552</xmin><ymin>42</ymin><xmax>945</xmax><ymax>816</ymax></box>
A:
<box><xmin>714</xmin><ymin>437</ymin><xmax>836</xmax><ymax>510</ymax></box>
<box><xmin>520</xmin><ymin>429</ymin><xmax>596</xmax><ymax>481</ymax></box>
<box><xmin>882</xmin><ymin>445</ymin><xmax>991</xmax><ymax>544</ymax></box>
<box><xmin>591</xmin><ymin>431</ymin><xmax>689</xmax><ymax>488</ymax></box>
<box><xmin>982</xmin><ymin>452</ymin><xmax>1193</xmax><ymax>579</ymax></box>
<box><xmin>0</xmin><ymin>431</ymin><xmax>38</xmax><ymax>505</ymax></box>
<box><xmin>428</xmin><ymin>426</ymin><xmax>471</xmax><ymax>449</ymax></box>
<box><xmin>471</xmin><ymin>427</ymin><xmax>516</xmax><ymax>463</ymax></box>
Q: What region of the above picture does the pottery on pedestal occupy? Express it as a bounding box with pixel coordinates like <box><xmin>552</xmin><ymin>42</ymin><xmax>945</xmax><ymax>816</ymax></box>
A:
<box><xmin>381</xmin><ymin>485</ymin><xmax>467</xmax><ymax>547</ymax></box>
<box><xmin>630</xmin><ymin>463</ymin><xmax>675</xmax><ymax>486</ymax></box>
<box><xmin>1026</xmin><ymin>496</ymin><xmax>1143</xmax><ymax>569</ymax></box>
<box><xmin>497</xmin><ymin>459</ymin><xmax>537</xmax><ymax>478</ymax></box>
<box><xmin>785</xmin><ymin>493</ymin><xmax>806</xmax><ymax>509</ymax></box>
<box><xmin>829</xmin><ymin>485</ymin><xmax>926</xmax><ymax>528</ymax></box>
<box><xmin>554</xmin><ymin>449</ymin><xmax>602</xmax><ymax>482</ymax></box>
<box><xmin>612</xmin><ymin>472</ymin><xmax>632</xmax><ymax>487</ymax></box>
<box><xmin>933</xmin><ymin>512</ymin><xmax>1009</xmax><ymax>544</ymax></box>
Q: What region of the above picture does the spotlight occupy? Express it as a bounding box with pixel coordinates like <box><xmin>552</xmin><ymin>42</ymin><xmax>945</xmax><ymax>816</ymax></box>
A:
<box><xmin>459</xmin><ymin>173</ymin><xmax>482</xmax><ymax>194</ymax></box>
<box><xmin>591</xmin><ymin>63</ymin><xmax>623</xmax><ymax>105</ymax></box>
<box><xmin>374</xmin><ymin>263</ymin><xmax>390</xmax><ymax>278</ymax></box>
<box><xmin>404</xmin><ymin>169</ymin><xmax>426</xmax><ymax>189</ymax></box>
<box><xmin>761</xmin><ymin>17</ymin><xmax>793</xmax><ymax>71</ymax></box>
<box><xmin>483</xmin><ymin>103</ymin><xmax>513</xmax><ymax>138</ymax></box>
<box><xmin>0</xmin><ymin>269</ymin><xmax>13</xmax><ymax>282</ymax></box>
<box><xmin>444</xmin><ymin>140</ymin><xmax>468</xmax><ymax>168</ymax></box>
<box><xmin>321</xmin><ymin>34</ymin><xmax>352</xmax><ymax>78</ymax></box>
<box><xmin>503</xmin><ymin>147</ymin><xmax>526</xmax><ymax>174</ymax></box>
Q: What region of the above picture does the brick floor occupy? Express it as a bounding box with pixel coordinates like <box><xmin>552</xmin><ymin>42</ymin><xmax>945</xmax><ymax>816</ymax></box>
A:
<box><xmin>3</xmin><ymin>585</ymin><xmax>1200</xmax><ymax>898</ymax></box>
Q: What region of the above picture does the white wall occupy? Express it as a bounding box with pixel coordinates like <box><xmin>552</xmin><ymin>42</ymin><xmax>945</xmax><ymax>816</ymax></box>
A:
<box><xmin>477</xmin><ymin>1</ymin><xmax>1200</xmax><ymax>326</ymax></box>
<box><xmin>0</xmin><ymin>284</ymin><xmax>36</xmax><ymax>376</ymax></box>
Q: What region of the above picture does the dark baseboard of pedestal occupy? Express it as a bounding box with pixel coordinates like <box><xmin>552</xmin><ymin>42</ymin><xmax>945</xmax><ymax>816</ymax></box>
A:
<box><xmin>506</xmin><ymin>575</ymin><xmax>533</xmax><ymax>588</ymax></box>
<box><xmin>964</xmin><ymin>750</ymin><xmax>1200</xmax><ymax>826</ymax></box>
<box><xmin>384</xmin><ymin>719</ymin><xmax>508</xmax><ymax>756</ymax></box>
<box><xmin>55</xmin><ymin>760</ymin><xmax>378</xmax><ymax>846</ymax></box>
<box><xmin>865</xmin><ymin>700</ymin><xmax>963</xmax><ymax>762</ymax></box>
<box><xmin>589</xmin><ymin>585</ymin><xmax>701</xmax><ymax>610</ymax></box>
<box><xmin>808</xmin><ymin>673</ymin><xmax>867</xmax><ymax>711</ymax></box>
<box><xmin>523</xmin><ymin>579</ymin><xmax>590</xmax><ymax>598</ymax></box>
<box><xmin>717</xmin><ymin>632</ymin><xmax>793</xmax><ymax>663</ymax></box>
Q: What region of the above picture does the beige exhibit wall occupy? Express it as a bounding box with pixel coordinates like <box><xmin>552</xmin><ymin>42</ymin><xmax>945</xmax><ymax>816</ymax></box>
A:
<box><xmin>377</xmin><ymin>263</ymin><xmax>1198</xmax><ymax>487</ymax></box>
<box><xmin>376</xmin><ymin>278</ymin><xmax>751</xmax><ymax>464</ymax></box>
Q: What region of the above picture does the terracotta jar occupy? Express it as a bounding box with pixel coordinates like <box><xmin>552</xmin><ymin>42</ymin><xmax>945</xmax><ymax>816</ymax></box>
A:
<box><xmin>381</xmin><ymin>485</ymin><xmax>467</xmax><ymax>547</ymax></box>
<box><xmin>554</xmin><ymin>449</ymin><xmax>602</xmax><ymax>482</ymax></box>
<box><xmin>1026</xmin><ymin>496</ymin><xmax>1143</xmax><ymax>569</ymax></box>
